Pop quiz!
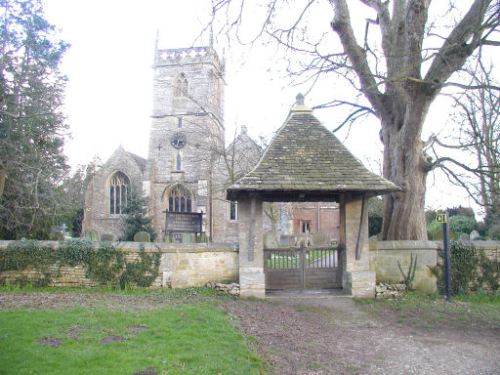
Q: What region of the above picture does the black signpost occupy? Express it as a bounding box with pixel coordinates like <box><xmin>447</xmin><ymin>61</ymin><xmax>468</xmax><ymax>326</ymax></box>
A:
<box><xmin>437</xmin><ymin>211</ymin><xmax>451</xmax><ymax>302</ymax></box>
<box><xmin>164</xmin><ymin>211</ymin><xmax>203</xmax><ymax>242</ymax></box>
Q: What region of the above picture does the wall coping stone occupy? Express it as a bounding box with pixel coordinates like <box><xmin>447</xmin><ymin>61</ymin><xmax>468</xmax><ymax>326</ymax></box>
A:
<box><xmin>370</xmin><ymin>240</ymin><xmax>499</xmax><ymax>252</ymax></box>
<box><xmin>463</xmin><ymin>241</ymin><xmax>500</xmax><ymax>251</ymax></box>
<box><xmin>370</xmin><ymin>240</ymin><xmax>440</xmax><ymax>251</ymax></box>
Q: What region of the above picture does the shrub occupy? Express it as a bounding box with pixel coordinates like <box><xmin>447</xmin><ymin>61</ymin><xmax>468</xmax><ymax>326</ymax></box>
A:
<box><xmin>431</xmin><ymin>240</ymin><xmax>499</xmax><ymax>295</ymax></box>
<box><xmin>448</xmin><ymin>206</ymin><xmax>475</xmax><ymax>218</ymax></box>
<box><xmin>486</xmin><ymin>224</ymin><xmax>500</xmax><ymax>240</ymax></box>
<box><xmin>57</xmin><ymin>239</ymin><xmax>93</xmax><ymax>266</ymax></box>
<box><xmin>120</xmin><ymin>188</ymin><xmax>156</xmax><ymax>241</ymax></box>
<box><xmin>368</xmin><ymin>216</ymin><xmax>382</xmax><ymax>237</ymax></box>
<box><xmin>1</xmin><ymin>240</ymin><xmax>55</xmax><ymax>272</ymax></box>
<box><xmin>449</xmin><ymin>215</ymin><xmax>476</xmax><ymax>236</ymax></box>
<box><xmin>427</xmin><ymin>219</ymin><xmax>443</xmax><ymax>240</ymax></box>
<box><xmin>85</xmin><ymin>243</ymin><xmax>124</xmax><ymax>284</ymax></box>
<box><xmin>119</xmin><ymin>244</ymin><xmax>160</xmax><ymax>289</ymax></box>
<box><xmin>449</xmin><ymin>241</ymin><xmax>479</xmax><ymax>294</ymax></box>
<box><xmin>425</xmin><ymin>209</ymin><xmax>437</xmax><ymax>225</ymax></box>
<box><xmin>478</xmin><ymin>252</ymin><xmax>499</xmax><ymax>292</ymax></box>
<box><xmin>368</xmin><ymin>197</ymin><xmax>383</xmax><ymax>237</ymax></box>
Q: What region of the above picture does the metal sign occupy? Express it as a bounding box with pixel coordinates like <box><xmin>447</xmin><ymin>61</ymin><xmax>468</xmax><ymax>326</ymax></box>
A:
<box><xmin>436</xmin><ymin>212</ymin><xmax>448</xmax><ymax>223</ymax></box>
<box><xmin>165</xmin><ymin>212</ymin><xmax>203</xmax><ymax>233</ymax></box>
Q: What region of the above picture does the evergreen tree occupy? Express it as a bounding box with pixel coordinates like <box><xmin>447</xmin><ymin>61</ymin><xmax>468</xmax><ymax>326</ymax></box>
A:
<box><xmin>0</xmin><ymin>0</ymin><xmax>69</xmax><ymax>239</ymax></box>
<box><xmin>58</xmin><ymin>160</ymin><xmax>100</xmax><ymax>238</ymax></box>
<box><xmin>120</xmin><ymin>188</ymin><xmax>156</xmax><ymax>241</ymax></box>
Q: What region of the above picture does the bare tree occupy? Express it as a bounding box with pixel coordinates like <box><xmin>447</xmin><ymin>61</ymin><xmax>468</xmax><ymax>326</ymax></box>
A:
<box><xmin>429</xmin><ymin>61</ymin><xmax>499</xmax><ymax>226</ymax></box>
<box><xmin>208</xmin><ymin>0</ymin><xmax>499</xmax><ymax>239</ymax></box>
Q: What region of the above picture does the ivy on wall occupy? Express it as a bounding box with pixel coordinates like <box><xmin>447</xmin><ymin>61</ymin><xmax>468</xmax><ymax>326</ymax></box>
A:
<box><xmin>0</xmin><ymin>239</ymin><xmax>161</xmax><ymax>289</ymax></box>
<box><xmin>430</xmin><ymin>241</ymin><xmax>499</xmax><ymax>294</ymax></box>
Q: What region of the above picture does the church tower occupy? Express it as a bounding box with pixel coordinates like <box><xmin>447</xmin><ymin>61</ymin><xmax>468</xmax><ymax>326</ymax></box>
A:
<box><xmin>147</xmin><ymin>43</ymin><xmax>225</xmax><ymax>240</ymax></box>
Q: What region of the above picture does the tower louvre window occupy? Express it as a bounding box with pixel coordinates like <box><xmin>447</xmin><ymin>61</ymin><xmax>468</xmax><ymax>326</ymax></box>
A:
<box><xmin>109</xmin><ymin>171</ymin><xmax>130</xmax><ymax>215</ymax></box>
<box><xmin>173</xmin><ymin>73</ymin><xmax>188</xmax><ymax>97</ymax></box>
<box><xmin>176</xmin><ymin>153</ymin><xmax>182</xmax><ymax>171</ymax></box>
<box><xmin>168</xmin><ymin>185</ymin><xmax>192</xmax><ymax>213</ymax></box>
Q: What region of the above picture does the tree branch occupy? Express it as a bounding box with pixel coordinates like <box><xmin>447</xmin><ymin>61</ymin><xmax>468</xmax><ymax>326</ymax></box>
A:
<box><xmin>330</xmin><ymin>0</ymin><xmax>385</xmax><ymax>117</ymax></box>
<box><xmin>425</xmin><ymin>0</ymin><xmax>494</xmax><ymax>96</ymax></box>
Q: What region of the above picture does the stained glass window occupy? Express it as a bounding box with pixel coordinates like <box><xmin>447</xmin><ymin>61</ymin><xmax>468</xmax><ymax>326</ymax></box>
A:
<box><xmin>168</xmin><ymin>185</ymin><xmax>192</xmax><ymax>213</ymax></box>
<box><xmin>109</xmin><ymin>172</ymin><xmax>130</xmax><ymax>215</ymax></box>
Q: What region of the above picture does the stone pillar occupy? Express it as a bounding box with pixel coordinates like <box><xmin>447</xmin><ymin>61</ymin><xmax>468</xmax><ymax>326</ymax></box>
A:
<box><xmin>237</xmin><ymin>197</ymin><xmax>265</xmax><ymax>298</ymax></box>
<box><xmin>341</xmin><ymin>196</ymin><xmax>375</xmax><ymax>298</ymax></box>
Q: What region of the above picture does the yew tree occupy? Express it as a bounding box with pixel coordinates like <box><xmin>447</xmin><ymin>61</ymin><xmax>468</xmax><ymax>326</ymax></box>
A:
<box><xmin>0</xmin><ymin>0</ymin><xmax>69</xmax><ymax>239</ymax></box>
<box><xmin>210</xmin><ymin>0</ymin><xmax>499</xmax><ymax>239</ymax></box>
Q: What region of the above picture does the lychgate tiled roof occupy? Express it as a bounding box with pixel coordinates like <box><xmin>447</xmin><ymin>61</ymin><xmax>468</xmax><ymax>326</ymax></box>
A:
<box><xmin>227</xmin><ymin>97</ymin><xmax>400</xmax><ymax>200</ymax></box>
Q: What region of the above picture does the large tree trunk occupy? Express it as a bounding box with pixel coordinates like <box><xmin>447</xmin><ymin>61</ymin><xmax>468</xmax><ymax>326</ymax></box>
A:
<box><xmin>328</xmin><ymin>0</ymin><xmax>494</xmax><ymax>240</ymax></box>
<box><xmin>381</xmin><ymin>97</ymin><xmax>431</xmax><ymax>240</ymax></box>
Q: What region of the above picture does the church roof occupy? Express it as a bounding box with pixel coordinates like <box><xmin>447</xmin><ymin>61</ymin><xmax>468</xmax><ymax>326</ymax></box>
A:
<box><xmin>226</xmin><ymin>95</ymin><xmax>400</xmax><ymax>201</ymax></box>
<box><xmin>125</xmin><ymin>151</ymin><xmax>147</xmax><ymax>173</ymax></box>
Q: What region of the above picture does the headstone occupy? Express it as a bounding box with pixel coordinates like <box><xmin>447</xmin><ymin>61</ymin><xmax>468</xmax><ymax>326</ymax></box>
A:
<box><xmin>84</xmin><ymin>230</ymin><xmax>99</xmax><ymax>241</ymax></box>
<box><xmin>134</xmin><ymin>231</ymin><xmax>151</xmax><ymax>242</ymax></box>
<box><xmin>181</xmin><ymin>233</ymin><xmax>194</xmax><ymax>243</ymax></box>
<box><xmin>101</xmin><ymin>233</ymin><xmax>114</xmax><ymax>242</ymax></box>
<box><xmin>470</xmin><ymin>230</ymin><xmax>480</xmax><ymax>241</ymax></box>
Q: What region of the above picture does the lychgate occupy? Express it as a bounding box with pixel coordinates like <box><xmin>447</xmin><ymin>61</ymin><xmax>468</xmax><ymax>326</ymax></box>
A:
<box><xmin>227</xmin><ymin>94</ymin><xmax>400</xmax><ymax>298</ymax></box>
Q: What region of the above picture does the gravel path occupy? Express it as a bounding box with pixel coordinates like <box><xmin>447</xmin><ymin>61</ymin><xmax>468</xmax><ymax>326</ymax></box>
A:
<box><xmin>221</xmin><ymin>295</ymin><xmax>500</xmax><ymax>375</ymax></box>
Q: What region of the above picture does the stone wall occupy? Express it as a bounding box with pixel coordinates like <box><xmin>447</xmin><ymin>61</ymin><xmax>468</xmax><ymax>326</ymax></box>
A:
<box><xmin>0</xmin><ymin>241</ymin><xmax>238</xmax><ymax>289</ymax></box>
<box><xmin>370</xmin><ymin>240</ymin><xmax>500</xmax><ymax>293</ymax></box>
<box><xmin>462</xmin><ymin>241</ymin><xmax>499</xmax><ymax>261</ymax></box>
<box><xmin>369</xmin><ymin>240</ymin><xmax>440</xmax><ymax>293</ymax></box>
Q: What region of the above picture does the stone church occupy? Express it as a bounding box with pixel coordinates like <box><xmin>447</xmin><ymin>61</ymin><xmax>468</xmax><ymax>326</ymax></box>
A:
<box><xmin>82</xmin><ymin>44</ymin><xmax>339</xmax><ymax>244</ymax></box>
<box><xmin>82</xmin><ymin>44</ymin><xmax>262</xmax><ymax>243</ymax></box>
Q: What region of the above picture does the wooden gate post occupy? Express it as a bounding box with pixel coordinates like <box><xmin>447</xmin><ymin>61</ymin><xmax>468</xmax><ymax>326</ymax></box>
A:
<box><xmin>299</xmin><ymin>245</ymin><xmax>305</xmax><ymax>291</ymax></box>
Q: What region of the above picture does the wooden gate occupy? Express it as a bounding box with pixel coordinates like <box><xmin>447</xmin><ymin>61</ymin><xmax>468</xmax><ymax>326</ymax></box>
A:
<box><xmin>264</xmin><ymin>246</ymin><xmax>342</xmax><ymax>290</ymax></box>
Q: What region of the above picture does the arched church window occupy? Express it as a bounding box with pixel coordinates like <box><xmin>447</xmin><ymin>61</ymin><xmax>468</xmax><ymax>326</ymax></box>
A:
<box><xmin>109</xmin><ymin>171</ymin><xmax>130</xmax><ymax>215</ymax></box>
<box><xmin>168</xmin><ymin>185</ymin><xmax>192</xmax><ymax>212</ymax></box>
<box><xmin>173</xmin><ymin>73</ymin><xmax>188</xmax><ymax>97</ymax></box>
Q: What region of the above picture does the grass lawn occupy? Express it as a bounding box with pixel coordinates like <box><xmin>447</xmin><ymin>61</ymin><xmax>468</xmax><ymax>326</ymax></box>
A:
<box><xmin>358</xmin><ymin>292</ymin><xmax>500</xmax><ymax>330</ymax></box>
<box><xmin>0</xmin><ymin>289</ymin><xmax>262</xmax><ymax>375</ymax></box>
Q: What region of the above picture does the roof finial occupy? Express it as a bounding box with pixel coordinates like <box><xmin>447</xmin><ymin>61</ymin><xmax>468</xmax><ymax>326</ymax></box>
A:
<box><xmin>209</xmin><ymin>26</ymin><xmax>214</xmax><ymax>49</ymax></box>
<box><xmin>291</xmin><ymin>93</ymin><xmax>312</xmax><ymax>113</ymax></box>
<box><xmin>154</xmin><ymin>29</ymin><xmax>160</xmax><ymax>63</ymax></box>
<box><xmin>296</xmin><ymin>93</ymin><xmax>304</xmax><ymax>105</ymax></box>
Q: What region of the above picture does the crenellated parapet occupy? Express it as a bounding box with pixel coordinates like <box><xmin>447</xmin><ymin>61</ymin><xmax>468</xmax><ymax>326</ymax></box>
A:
<box><xmin>155</xmin><ymin>46</ymin><xmax>223</xmax><ymax>71</ymax></box>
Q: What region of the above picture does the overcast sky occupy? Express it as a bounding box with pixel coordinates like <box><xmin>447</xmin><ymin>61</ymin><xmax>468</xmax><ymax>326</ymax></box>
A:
<box><xmin>43</xmin><ymin>0</ymin><xmax>485</xmax><ymax>215</ymax></box>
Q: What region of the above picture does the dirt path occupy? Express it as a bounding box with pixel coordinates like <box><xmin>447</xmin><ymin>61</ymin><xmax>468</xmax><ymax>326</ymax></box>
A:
<box><xmin>221</xmin><ymin>295</ymin><xmax>500</xmax><ymax>375</ymax></box>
